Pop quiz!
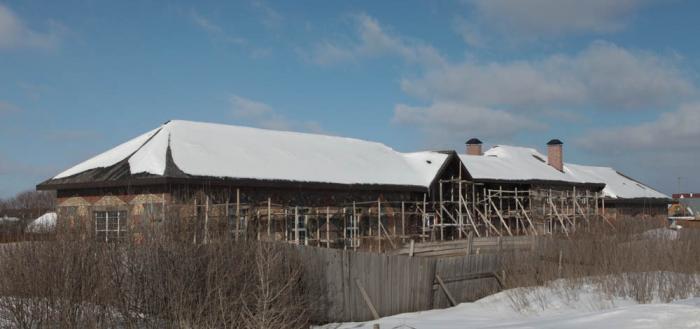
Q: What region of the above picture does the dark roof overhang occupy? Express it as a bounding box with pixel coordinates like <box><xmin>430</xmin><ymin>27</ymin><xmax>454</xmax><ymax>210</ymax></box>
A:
<box><xmin>37</xmin><ymin>175</ymin><xmax>430</xmax><ymax>193</ymax></box>
<box><xmin>471</xmin><ymin>178</ymin><xmax>605</xmax><ymax>190</ymax></box>
<box><xmin>603</xmin><ymin>197</ymin><xmax>671</xmax><ymax>205</ymax></box>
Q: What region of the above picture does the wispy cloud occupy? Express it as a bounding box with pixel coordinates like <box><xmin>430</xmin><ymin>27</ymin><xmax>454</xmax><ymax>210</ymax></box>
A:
<box><xmin>190</xmin><ymin>10</ymin><xmax>246</xmax><ymax>45</ymax></box>
<box><xmin>458</xmin><ymin>0</ymin><xmax>652</xmax><ymax>46</ymax></box>
<box><xmin>308</xmin><ymin>14</ymin><xmax>446</xmax><ymax>67</ymax></box>
<box><xmin>392</xmin><ymin>102</ymin><xmax>544</xmax><ymax>147</ymax></box>
<box><xmin>394</xmin><ymin>38</ymin><xmax>695</xmax><ymax>144</ymax></box>
<box><xmin>230</xmin><ymin>95</ymin><xmax>274</xmax><ymax>119</ymax></box>
<box><xmin>251</xmin><ymin>0</ymin><xmax>283</xmax><ymax>29</ymax></box>
<box><xmin>310</xmin><ymin>14</ymin><xmax>695</xmax><ymax>147</ymax></box>
<box><xmin>0</xmin><ymin>4</ymin><xmax>66</xmax><ymax>50</ymax></box>
<box><xmin>0</xmin><ymin>101</ymin><xmax>21</xmax><ymax>115</ymax></box>
<box><xmin>577</xmin><ymin>103</ymin><xmax>700</xmax><ymax>152</ymax></box>
<box><xmin>44</xmin><ymin>130</ymin><xmax>102</xmax><ymax>142</ymax></box>
<box><xmin>574</xmin><ymin>102</ymin><xmax>700</xmax><ymax>193</ymax></box>
<box><xmin>402</xmin><ymin>41</ymin><xmax>694</xmax><ymax>110</ymax></box>
<box><xmin>0</xmin><ymin>156</ymin><xmax>54</xmax><ymax>177</ymax></box>
<box><xmin>229</xmin><ymin>94</ymin><xmax>325</xmax><ymax>134</ymax></box>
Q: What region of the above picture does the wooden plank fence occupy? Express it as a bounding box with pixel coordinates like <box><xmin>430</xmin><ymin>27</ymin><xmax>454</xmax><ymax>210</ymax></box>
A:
<box><xmin>392</xmin><ymin>235</ymin><xmax>535</xmax><ymax>257</ymax></box>
<box><xmin>292</xmin><ymin>245</ymin><xmax>504</xmax><ymax>322</ymax></box>
<box><xmin>432</xmin><ymin>254</ymin><xmax>502</xmax><ymax>309</ymax></box>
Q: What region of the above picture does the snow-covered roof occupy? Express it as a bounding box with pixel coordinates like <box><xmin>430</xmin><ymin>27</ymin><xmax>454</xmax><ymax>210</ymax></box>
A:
<box><xmin>566</xmin><ymin>164</ymin><xmax>668</xmax><ymax>199</ymax></box>
<box><xmin>51</xmin><ymin>120</ymin><xmax>449</xmax><ymax>189</ymax></box>
<box><xmin>459</xmin><ymin>146</ymin><xmax>592</xmax><ymax>184</ymax></box>
<box><xmin>459</xmin><ymin>145</ymin><xmax>668</xmax><ymax>200</ymax></box>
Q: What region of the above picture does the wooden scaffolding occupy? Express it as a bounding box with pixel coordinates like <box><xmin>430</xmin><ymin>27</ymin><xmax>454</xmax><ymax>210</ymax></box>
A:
<box><xmin>169</xmin><ymin>178</ymin><xmax>606</xmax><ymax>251</ymax></box>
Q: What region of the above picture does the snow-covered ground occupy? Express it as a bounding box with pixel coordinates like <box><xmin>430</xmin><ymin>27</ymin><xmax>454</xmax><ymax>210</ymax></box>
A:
<box><xmin>26</xmin><ymin>212</ymin><xmax>57</xmax><ymax>233</ymax></box>
<box><xmin>320</xmin><ymin>280</ymin><xmax>700</xmax><ymax>329</ymax></box>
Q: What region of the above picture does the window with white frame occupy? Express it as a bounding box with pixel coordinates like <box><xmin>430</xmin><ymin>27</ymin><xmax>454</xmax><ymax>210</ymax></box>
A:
<box><xmin>95</xmin><ymin>210</ymin><xmax>128</xmax><ymax>242</ymax></box>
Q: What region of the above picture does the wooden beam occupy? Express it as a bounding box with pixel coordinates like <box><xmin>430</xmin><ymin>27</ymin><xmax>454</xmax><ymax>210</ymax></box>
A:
<box><xmin>473</xmin><ymin>206</ymin><xmax>501</xmax><ymax>237</ymax></box>
<box><xmin>515</xmin><ymin>198</ymin><xmax>537</xmax><ymax>236</ymax></box>
<box><xmin>401</xmin><ymin>201</ymin><xmax>405</xmax><ymax>240</ymax></box>
<box><xmin>435</xmin><ymin>275</ymin><xmax>457</xmax><ymax>306</ymax></box>
<box><xmin>488</xmin><ymin>198</ymin><xmax>513</xmax><ymax>236</ymax></box>
<box><xmin>548</xmin><ymin>198</ymin><xmax>569</xmax><ymax>237</ymax></box>
<box><xmin>294</xmin><ymin>206</ymin><xmax>299</xmax><ymax>245</ymax></box>
<box><xmin>326</xmin><ymin>206</ymin><xmax>330</xmax><ymax>248</ymax></box>
<box><xmin>204</xmin><ymin>195</ymin><xmax>209</xmax><ymax>244</ymax></box>
<box><xmin>459</xmin><ymin>194</ymin><xmax>480</xmax><ymax>237</ymax></box>
<box><xmin>235</xmin><ymin>188</ymin><xmax>240</xmax><ymax>241</ymax></box>
<box><xmin>267</xmin><ymin>197</ymin><xmax>272</xmax><ymax>238</ymax></box>
<box><xmin>355</xmin><ymin>279</ymin><xmax>380</xmax><ymax>320</ymax></box>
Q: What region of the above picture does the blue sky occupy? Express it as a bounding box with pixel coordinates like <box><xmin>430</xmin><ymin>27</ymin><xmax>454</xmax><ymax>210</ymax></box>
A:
<box><xmin>1</xmin><ymin>0</ymin><xmax>699</xmax><ymax>198</ymax></box>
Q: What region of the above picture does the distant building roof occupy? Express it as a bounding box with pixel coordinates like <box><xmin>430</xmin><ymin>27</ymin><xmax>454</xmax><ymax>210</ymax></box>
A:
<box><xmin>673</xmin><ymin>193</ymin><xmax>700</xmax><ymax>199</ymax></box>
<box><xmin>680</xmin><ymin>199</ymin><xmax>700</xmax><ymax>214</ymax></box>
<box><xmin>459</xmin><ymin>145</ymin><xmax>668</xmax><ymax>200</ymax></box>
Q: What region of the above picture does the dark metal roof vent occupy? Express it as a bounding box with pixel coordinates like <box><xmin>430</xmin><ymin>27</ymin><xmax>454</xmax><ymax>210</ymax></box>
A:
<box><xmin>466</xmin><ymin>138</ymin><xmax>483</xmax><ymax>145</ymax></box>
<box><xmin>547</xmin><ymin>139</ymin><xmax>563</xmax><ymax>145</ymax></box>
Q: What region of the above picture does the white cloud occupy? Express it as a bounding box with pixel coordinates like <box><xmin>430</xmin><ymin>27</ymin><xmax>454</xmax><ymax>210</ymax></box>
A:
<box><xmin>190</xmin><ymin>10</ymin><xmax>246</xmax><ymax>45</ymax></box>
<box><xmin>0</xmin><ymin>101</ymin><xmax>21</xmax><ymax>115</ymax></box>
<box><xmin>392</xmin><ymin>102</ymin><xmax>544</xmax><ymax>145</ymax></box>
<box><xmin>251</xmin><ymin>0</ymin><xmax>283</xmax><ymax>29</ymax></box>
<box><xmin>230</xmin><ymin>95</ymin><xmax>273</xmax><ymax>118</ymax></box>
<box><xmin>402</xmin><ymin>41</ymin><xmax>694</xmax><ymax>110</ymax></box>
<box><xmin>577</xmin><ymin>103</ymin><xmax>700</xmax><ymax>151</ymax></box>
<box><xmin>309</xmin><ymin>14</ymin><xmax>445</xmax><ymax>67</ymax></box>
<box><xmin>452</xmin><ymin>17</ymin><xmax>485</xmax><ymax>48</ymax></box>
<box><xmin>229</xmin><ymin>94</ymin><xmax>325</xmax><ymax>134</ymax></box>
<box><xmin>462</xmin><ymin>0</ymin><xmax>650</xmax><ymax>44</ymax></box>
<box><xmin>390</xmin><ymin>39</ymin><xmax>694</xmax><ymax>145</ymax></box>
<box><xmin>574</xmin><ymin>102</ymin><xmax>700</xmax><ymax>194</ymax></box>
<box><xmin>0</xmin><ymin>4</ymin><xmax>64</xmax><ymax>50</ymax></box>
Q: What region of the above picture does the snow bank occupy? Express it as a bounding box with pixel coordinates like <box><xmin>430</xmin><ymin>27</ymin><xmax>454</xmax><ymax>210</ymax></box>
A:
<box><xmin>26</xmin><ymin>212</ymin><xmax>57</xmax><ymax>233</ymax></box>
<box><xmin>52</xmin><ymin>120</ymin><xmax>449</xmax><ymax>188</ymax></box>
<box><xmin>321</xmin><ymin>278</ymin><xmax>700</xmax><ymax>329</ymax></box>
<box><xmin>0</xmin><ymin>216</ymin><xmax>20</xmax><ymax>222</ymax></box>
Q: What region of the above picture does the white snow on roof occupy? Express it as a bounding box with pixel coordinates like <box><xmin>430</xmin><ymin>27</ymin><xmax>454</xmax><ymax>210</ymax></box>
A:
<box><xmin>459</xmin><ymin>145</ymin><xmax>668</xmax><ymax>199</ymax></box>
<box><xmin>566</xmin><ymin>164</ymin><xmax>668</xmax><ymax>199</ymax></box>
<box><xmin>403</xmin><ymin>152</ymin><xmax>450</xmax><ymax>187</ymax></box>
<box><xmin>52</xmin><ymin>120</ymin><xmax>449</xmax><ymax>188</ymax></box>
<box><xmin>26</xmin><ymin>212</ymin><xmax>57</xmax><ymax>233</ymax></box>
<box><xmin>55</xmin><ymin>127</ymin><xmax>161</xmax><ymax>179</ymax></box>
<box><xmin>459</xmin><ymin>145</ymin><xmax>594</xmax><ymax>184</ymax></box>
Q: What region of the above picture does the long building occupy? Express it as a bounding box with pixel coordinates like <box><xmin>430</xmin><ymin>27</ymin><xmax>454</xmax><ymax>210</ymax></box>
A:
<box><xmin>460</xmin><ymin>139</ymin><xmax>668</xmax><ymax>236</ymax></box>
<box><xmin>37</xmin><ymin>120</ymin><xmax>669</xmax><ymax>247</ymax></box>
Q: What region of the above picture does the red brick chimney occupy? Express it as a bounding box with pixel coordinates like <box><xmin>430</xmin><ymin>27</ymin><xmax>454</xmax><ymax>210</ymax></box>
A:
<box><xmin>466</xmin><ymin>138</ymin><xmax>483</xmax><ymax>156</ymax></box>
<box><xmin>547</xmin><ymin>139</ymin><xmax>563</xmax><ymax>172</ymax></box>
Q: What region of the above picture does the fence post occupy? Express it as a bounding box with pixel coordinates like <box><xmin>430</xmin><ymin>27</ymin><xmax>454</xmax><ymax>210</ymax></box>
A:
<box><xmin>466</xmin><ymin>231</ymin><xmax>473</xmax><ymax>255</ymax></box>
<box><xmin>558</xmin><ymin>249</ymin><xmax>563</xmax><ymax>278</ymax></box>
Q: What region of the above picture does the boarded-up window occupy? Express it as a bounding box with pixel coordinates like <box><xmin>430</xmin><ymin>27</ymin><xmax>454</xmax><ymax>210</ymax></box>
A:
<box><xmin>95</xmin><ymin>210</ymin><xmax>127</xmax><ymax>242</ymax></box>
